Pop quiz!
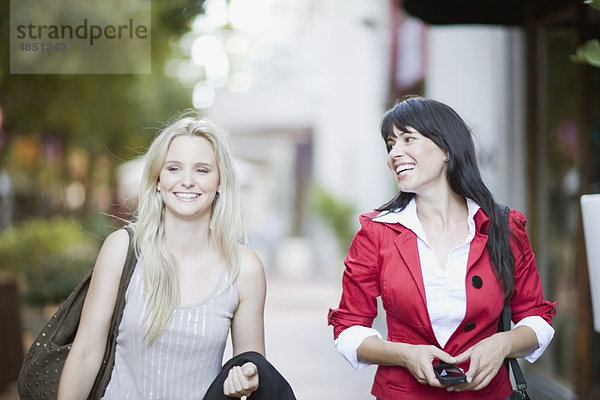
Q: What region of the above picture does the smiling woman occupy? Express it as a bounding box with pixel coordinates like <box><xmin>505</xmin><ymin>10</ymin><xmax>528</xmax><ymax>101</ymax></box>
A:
<box><xmin>55</xmin><ymin>115</ymin><xmax>296</xmax><ymax>400</ymax></box>
<box><xmin>133</xmin><ymin>117</ymin><xmax>244</xmax><ymax>340</ymax></box>
<box><xmin>328</xmin><ymin>96</ymin><xmax>556</xmax><ymax>400</ymax></box>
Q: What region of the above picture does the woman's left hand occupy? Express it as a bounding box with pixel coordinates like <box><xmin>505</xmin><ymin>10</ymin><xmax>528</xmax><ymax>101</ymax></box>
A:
<box><xmin>223</xmin><ymin>362</ymin><xmax>259</xmax><ymax>398</ymax></box>
<box><xmin>448</xmin><ymin>332</ymin><xmax>510</xmax><ymax>392</ymax></box>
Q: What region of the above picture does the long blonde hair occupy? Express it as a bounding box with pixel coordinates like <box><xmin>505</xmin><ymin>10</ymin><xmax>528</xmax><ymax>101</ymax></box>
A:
<box><xmin>131</xmin><ymin>115</ymin><xmax>245</xmax><ymax>342</ymax></box>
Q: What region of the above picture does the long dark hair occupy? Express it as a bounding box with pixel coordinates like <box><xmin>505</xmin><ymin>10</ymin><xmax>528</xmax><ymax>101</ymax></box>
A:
<box><xmin>377</xmin><ymin>96</ymin><xmax>515</xmax><ymax>299</ymax></box>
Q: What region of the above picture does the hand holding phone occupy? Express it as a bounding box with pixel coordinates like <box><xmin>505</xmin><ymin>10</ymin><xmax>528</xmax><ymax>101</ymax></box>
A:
<box><xmin>433</xmin><ymin>362</ymin><xmax>467</xmax><ymax>385</ymax></box>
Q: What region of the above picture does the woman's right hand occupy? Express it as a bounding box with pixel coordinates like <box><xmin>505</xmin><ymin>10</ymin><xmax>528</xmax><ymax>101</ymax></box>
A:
<box><xmin>357</xmin><ymin>336</ymin><xmax>457</xmax><ymax>388</ymax></box>
<box><xmin>398</xmin><ymin>343</ymin><xmax>458</xmax><ymax>387</ymax></box>
<box><xmin>223</xmin><ymin>362</ymin><xmax>259</xmax><ymax>398</ymax></box>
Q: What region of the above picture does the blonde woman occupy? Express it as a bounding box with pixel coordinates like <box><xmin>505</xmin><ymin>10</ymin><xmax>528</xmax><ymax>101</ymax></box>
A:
<box><xmin>58</xmin><ymin>117</ymin><xmax>278</xmax><ymax>399</ymax></box>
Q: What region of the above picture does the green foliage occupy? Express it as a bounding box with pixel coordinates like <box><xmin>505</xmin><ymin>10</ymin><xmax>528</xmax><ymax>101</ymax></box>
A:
<box><xmin>310</xmin><ymin>184</ymin><xmax>356</xmax><ymax>254</ymax></box>
<box><xmin>0</xmin><ymin>0</ymin><xmax>206</xmax><ymax>161</ymax></box>
<box><xmin>0</xmin><ymin>217</ymin><xmax>100</xmax><ymax>306</ymax></box>
<box><xmin>0</xmin><ymin>1</ymin><xmax>208</xmax><ymax>222</ymax></box>
<box><xmin>572</xmin><ymin>39</ymin><xmax>600</xmax><ymax>68</ymax></box>
<box><xmin>584</xmin><ymin>0</ymin><xmax>600</xmax><ymax>11</ymax></box>
<box><xmin>573</xmin><ymin>1</ymin><xmax>600</xmax><ymax>68</ymax></box>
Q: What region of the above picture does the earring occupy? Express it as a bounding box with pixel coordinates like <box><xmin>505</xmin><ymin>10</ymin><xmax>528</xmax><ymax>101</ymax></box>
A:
<box><xmin>157</xmin><ymin>184</ymin><xmax>161</xmax><ymax>192</ymax></box>
<box><xmin>443</xmin><ymin>155</ymin><xmax>449</xmax><ymax>163</ymax></box>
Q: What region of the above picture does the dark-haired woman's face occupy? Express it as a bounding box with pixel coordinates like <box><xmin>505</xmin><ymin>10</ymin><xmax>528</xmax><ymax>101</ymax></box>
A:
<box><xmin>385</xmin><ymin>125</ymin><xmax>448</xmax><ymax>196</ymax></box>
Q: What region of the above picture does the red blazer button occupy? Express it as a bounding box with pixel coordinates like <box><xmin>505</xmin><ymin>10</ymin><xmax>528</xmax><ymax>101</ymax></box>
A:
<box><xmin>471</xmin><ymin>275</ymin><xmax>483</xmax><ymax>289</ymax></box>
<box><xmin>463</xmin><ymin>322</ymin><xmax>476</xmax><ymax>331</ymax></box>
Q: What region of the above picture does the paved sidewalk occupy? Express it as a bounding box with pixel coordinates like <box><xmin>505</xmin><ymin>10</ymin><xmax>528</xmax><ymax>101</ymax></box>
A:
<box><xmin>262</xmin><ymin>275</ymin><xmax>377</xmax><ymax>399</ymax></box>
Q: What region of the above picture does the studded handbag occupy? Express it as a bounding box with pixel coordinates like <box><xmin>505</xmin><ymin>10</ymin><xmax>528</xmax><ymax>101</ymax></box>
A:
<box><xmin>17</xmin><ymin>226</ymin><xmax>137</xmax><ymax>400</ymax></box>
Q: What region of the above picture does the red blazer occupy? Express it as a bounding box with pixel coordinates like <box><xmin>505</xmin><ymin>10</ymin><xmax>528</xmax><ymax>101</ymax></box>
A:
<box><xmin>328</xmin><ymin>208</ymin><xmax>556</xmax><ymax>400</ymax></box>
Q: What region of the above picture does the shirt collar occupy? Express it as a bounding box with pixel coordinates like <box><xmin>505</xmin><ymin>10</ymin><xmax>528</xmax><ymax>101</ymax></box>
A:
<box><xmin>372</xmin><ymin>198</ymin><xmax>481</xmax><ymax>243</ymax></box>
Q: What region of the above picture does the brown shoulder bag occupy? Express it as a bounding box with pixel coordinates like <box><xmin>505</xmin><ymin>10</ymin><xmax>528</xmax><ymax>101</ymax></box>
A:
<box><xmin>17</xmin><ymin>226</ymin><xmax>137</xmax><ymax>400</ymax></box>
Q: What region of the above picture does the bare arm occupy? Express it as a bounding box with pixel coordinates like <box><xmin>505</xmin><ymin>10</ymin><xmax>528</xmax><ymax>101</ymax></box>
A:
<box><xmin>503</xmin><ymin>325</ymin><xmax>539</xmax><ymax>358</ymax></box>
<box><xmin>224</xmin><ymin>246</ymin><xmax>266</xmax><ymax>397</ymax></box>
<box><xmin>57</xmin><ymin>229</ymin><xmax>130</xmax><ymax>400</ymax></box>
<box><xmin>230</xmin><ymin>246</ymin><xmax>266</xmax><ymax>357</ymax></box>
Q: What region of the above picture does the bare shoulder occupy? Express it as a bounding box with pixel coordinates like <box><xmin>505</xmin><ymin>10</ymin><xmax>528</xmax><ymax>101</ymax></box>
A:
<box><xmin>104</xmin><ymin>227</ymin><xmax>130</xmax><ymax>247</ymax></box>
<box><xmin>94</xmin><ymin>228</ymin><xmax>131</xmax><ymax>275</ymax></box>
<box><xmin>237</xmin><ymin>245</ymin><xmax>265</xmax><ymax>279</ymax></box>
<box><xmin>235</xmin><ymin>245</ymin><xmax>266</xmax><ymax>299</ymax></box>
<box><xmin>74</xmin><ymin>228</ymin><xmax>132</xmax><ymax>342</ymax></box>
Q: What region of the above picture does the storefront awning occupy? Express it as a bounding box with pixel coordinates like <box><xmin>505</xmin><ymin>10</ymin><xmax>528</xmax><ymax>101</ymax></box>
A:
<box><xmin>403</xmin><ymin>0</ymin><xmax>525</xmax><ymax>26</ymax></box>
<box><xmin>402</xmin><ymin>0</ymin><xmax>578</xmax><ymax>26</ymax></box>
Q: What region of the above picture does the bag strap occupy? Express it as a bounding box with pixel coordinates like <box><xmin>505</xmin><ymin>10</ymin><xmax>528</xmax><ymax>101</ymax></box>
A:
<box><xmin>500</xmin><ymin>302</ymin><xmax>529</xmax><ymax>394</ymax></box>
<box><xmin>497</xmin><ymin>205</ymin><xmax>529</xmax><ymax>396</ymax></box>
<box><xmin>89</xmin><ymin>226</ymin><xmax>138</xmax><ymax>397</ymax></box>
<box><xmin>116</xmin><ymin>226</ymin><xmax>137</xmax><ymax>296</ymax></box>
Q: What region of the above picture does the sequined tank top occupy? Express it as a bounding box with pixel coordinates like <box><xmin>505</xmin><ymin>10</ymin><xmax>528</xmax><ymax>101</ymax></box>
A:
<box><xmin>102</xmin><ymin>260</ymin><xmax>238</xmax><ymax>400</ymax></box>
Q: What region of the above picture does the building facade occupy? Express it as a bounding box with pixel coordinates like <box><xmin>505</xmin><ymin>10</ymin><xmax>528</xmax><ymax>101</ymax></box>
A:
<box><xmin>399</xmin><ymin>1</ymin><xmax>600</xmax><ymax>398</ymax></box>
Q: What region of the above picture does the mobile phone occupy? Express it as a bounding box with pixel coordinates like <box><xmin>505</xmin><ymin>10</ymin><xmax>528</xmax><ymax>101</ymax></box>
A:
<box><xmin>433</xmin><ymin>363</ymin><xmax>467</xmax><ymax>385</ymax></box>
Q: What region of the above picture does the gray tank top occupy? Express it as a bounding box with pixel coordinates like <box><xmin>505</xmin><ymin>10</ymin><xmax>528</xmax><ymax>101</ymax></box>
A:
<box><xmin>102</xmin><ymin>259</ymin><xmax>238</xmax><ymax>400</ymax></box>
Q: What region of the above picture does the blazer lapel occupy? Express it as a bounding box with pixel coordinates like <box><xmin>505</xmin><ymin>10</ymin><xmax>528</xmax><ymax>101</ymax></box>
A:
<box><xmin>466</xmin><ymin>209</ymin><xmax>490</xmax><ymax>271</ymax></box>
<box><xmin>386</xmin><ymin>223</ymin><xmax>428</xmax><ymax>307</ymax></box>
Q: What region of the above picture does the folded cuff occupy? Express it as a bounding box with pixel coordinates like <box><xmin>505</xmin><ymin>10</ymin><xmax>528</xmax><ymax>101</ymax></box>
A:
<box><xmin>515</xmin><ymin>315</ymin><xmax>555</xmax><ymax>363</ymax></box>
<box><xmin>334</xmin><ymin>325</ymin><xmax>382</xmax><ymax>370</ymax></box>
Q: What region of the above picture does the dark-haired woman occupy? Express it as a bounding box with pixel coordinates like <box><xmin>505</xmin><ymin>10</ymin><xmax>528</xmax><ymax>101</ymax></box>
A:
<box><xmin>328</xmin><ymin>96</ymin><xmax>556</xmax><ymax>400</ymax></box>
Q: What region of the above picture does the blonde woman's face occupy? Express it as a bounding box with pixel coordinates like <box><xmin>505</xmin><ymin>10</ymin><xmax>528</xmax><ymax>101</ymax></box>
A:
<box><xmin>158</xmin><ymin>135</ymin><xmax>220</xmax><ymax>221</ymax></box>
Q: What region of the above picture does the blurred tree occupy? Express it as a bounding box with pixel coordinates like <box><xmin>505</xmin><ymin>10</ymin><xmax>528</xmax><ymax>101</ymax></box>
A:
<box><xmin>0</xmin><ymin>0</ymin><xmax>206</xmax><ymax>157</ymax></box>
<box><xmin>0</xmin><ymin>0</ymin><xmax>207</xmax><ymax>224</ymax></box>
<box><xmin>0</xmin><ymin>217</ymin><xmax>100</xmax><ymax>306</ymax></box>
<box><xmin>310</xmin><ymin>184</ymin><xmax>357</xmax><ymax>255</ymax></box>
<box><xmin>572</xmin><ymin>39</ymin><xmax>600</xmax><ymax>67</ymax></box>
<box><xmin>585</xmin><ymin>0</ymin><xmax>600</xmax><ymax>11</ymax></box>
<box><xmin>570</xmin><ymin>0</ymin><xmax>600</xmax><ymax>68</ymax></box>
